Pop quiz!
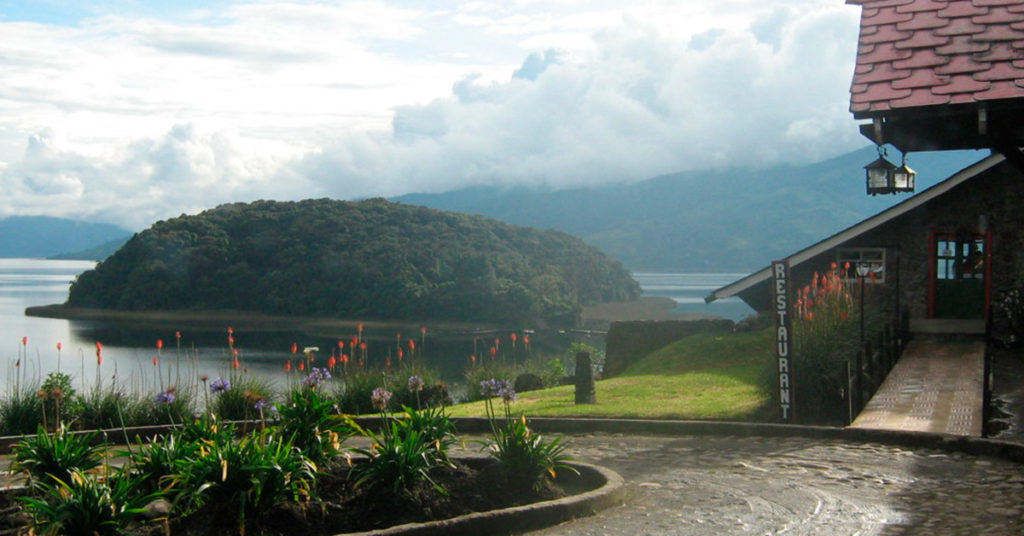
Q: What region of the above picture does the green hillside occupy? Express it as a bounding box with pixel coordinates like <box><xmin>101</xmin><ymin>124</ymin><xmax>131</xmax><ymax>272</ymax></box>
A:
<box><xmin>397</xmin><ymin>147</ymin><xmax>986</xmax><ymax>271</ymax></box>
<box><xmin>0</xmin><ymin>216</ymin><xmax>131</xmax><ymax>259</ymax></box>
<box><xmin>65</xmin><ymin>198</ymin><xmax>640</xmax><ymax>326</ymax></box>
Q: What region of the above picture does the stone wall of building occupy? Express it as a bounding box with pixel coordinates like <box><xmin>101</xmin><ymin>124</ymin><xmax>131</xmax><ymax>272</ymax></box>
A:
<box><xmin>736</xmin><ymin>158</ymin><xmax>1024</xmax><ymax>324</ymax></box>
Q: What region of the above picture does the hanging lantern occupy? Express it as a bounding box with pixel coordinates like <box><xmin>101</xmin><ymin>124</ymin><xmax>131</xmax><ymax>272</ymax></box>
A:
<box><xmin>892</xmin><ymin>155</ymin><xmax>915</xmax><ymax>193</ymax></box>
<box><xmin>865</xmin><ymin>146</ymin><xmax>915</xmax><ymax>196</ymax></box>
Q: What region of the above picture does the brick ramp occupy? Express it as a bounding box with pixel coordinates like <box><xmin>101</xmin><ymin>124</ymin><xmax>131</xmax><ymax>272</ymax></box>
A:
<box><xmin>849</xmin><ymin>340</ymin><xmax>985</xmax><ymax>436</ymax></box>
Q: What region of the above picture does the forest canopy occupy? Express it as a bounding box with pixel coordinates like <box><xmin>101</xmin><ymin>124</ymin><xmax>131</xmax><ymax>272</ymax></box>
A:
<box><xmin>66</xmin><ymin>198</ymin><xmax>641</xmax><ymax>326</ymax></box>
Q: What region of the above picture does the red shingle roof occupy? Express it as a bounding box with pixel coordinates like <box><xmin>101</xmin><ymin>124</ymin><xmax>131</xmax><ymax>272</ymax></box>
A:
<box><xmin>848</xmin><ymin>0</ymin><xmax>1024</xmax><ymax>116</ymax></box>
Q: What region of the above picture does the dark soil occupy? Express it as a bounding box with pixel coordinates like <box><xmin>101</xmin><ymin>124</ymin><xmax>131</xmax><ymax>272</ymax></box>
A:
<box><xmin>1</xmin><ymin>459</ymin><xmax>579</xmax><ymax>536</ymax></box>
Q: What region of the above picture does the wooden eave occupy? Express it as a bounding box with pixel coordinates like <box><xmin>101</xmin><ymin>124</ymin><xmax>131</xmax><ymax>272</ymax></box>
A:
<box><xmin>856</xmin><ymin>99</ymin><xmax>1024</xmax><ymax>153</ymax></box>
<box><xmin>705</xmin><ymin>153</ymin><xmax>1004</xmax><ymax>304</ymax></box>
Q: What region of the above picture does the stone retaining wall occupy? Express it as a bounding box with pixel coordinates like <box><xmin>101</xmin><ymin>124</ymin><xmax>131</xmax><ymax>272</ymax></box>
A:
<box><xmin>604</xmin><ymin>319</ymin><xmax>734</xmax><ymax>377</ymax></box>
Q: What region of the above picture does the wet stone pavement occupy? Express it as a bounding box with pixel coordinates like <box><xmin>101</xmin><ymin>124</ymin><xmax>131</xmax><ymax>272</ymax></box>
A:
<box><xmin>523</xmin><ymin>433</ymin><xmax>1024</xmax><ymax>536</ymax></box>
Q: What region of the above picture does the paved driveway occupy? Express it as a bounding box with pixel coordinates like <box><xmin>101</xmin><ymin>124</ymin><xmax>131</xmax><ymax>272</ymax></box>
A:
<box><xmin>525</xmin><ymin>433</ymin><xmax>1023</xmax><ymax>536</ymax></box>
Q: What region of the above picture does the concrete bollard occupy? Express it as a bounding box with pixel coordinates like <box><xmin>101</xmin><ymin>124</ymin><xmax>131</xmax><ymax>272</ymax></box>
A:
<box><xmin>575</xmin><ymin>351</ymin><xmax>596</xmax><ymax>404</ymax></box>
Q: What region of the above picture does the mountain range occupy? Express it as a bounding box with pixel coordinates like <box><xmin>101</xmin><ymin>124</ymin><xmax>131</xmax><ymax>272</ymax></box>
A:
<box><xmin>395</xmin><ymin>146</ymin><xmax>986</xmax><ymax>272</ymax></box>
<box><xmin>0</xmin><ymin>146</ymin><xmax>986</xmax><ymax>271</ymax></box>
<box><xmin>0</xmin><ymin>216</ymin><xmax>131</xmax><ymax>259</ymax></box>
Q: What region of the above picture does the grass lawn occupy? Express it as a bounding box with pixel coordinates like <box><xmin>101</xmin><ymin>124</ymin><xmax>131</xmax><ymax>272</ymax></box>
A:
<box><xmin>446</xmin><ymin>329</ymin><xmax>775</xmax><ymax>421</ymax></box>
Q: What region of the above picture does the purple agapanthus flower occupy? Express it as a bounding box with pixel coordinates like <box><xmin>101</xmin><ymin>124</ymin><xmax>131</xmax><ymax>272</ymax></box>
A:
<box><xmin>498</xmin><ymin>385</ymin><xmax>518</xmax><ymax>403</ymax></box>
<box><xmin>479</xmin><ymin>378</ymin><xmax>511</xmax><ymax>398</ymax></box>
<box><xmin>253</xmin><ymin>399</ymin><xmax>269</xmax><ymax>411</ymax></box>
<box><xmin>209</xmin><ymin>377</ymin><xmax>230</xmax><ymax>394</ymax></box>
<box><xmin>156</xmin><ymin>390</ymin><xmax>176</xmax><ymax>405</ymax></box>
<box><xmin>302</xmin><ymin>367</ymin><xmax>332</xmax><ymax>389</ymax></box>
<box><xmin>371</xmin><ymin>387</ymin><xmax>392</xmax><ymax>411</ymax></box>
<box><xmin>407</xmin><ymin>375</ymin><xmax>424</xmax><ymax>393</ymax></box>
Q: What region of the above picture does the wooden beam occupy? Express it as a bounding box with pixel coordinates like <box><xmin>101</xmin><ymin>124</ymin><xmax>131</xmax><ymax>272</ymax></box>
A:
<box><xmin>994</xmin><ymin>143</ymin><xmax>1024</xmax><ymax>175</ymax></box>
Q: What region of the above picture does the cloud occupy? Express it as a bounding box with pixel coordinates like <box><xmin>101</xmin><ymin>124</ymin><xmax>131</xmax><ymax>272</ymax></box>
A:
<box><xmin>297</xmin><ymin>4</ymin><xmax>865</xmax><ymax>198</ymax></box>
<box><xmin>0</xmin><ymin>1</ymin><xmax>867</xmax><ymax>229</ymax></box>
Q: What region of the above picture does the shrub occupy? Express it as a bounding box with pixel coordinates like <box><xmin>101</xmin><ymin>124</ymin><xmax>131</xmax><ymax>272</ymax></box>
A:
<box><xmin>462</xmin><ymin>363</ymin><xmax>518</xmax><ymax>402</ymax></box>
<box><xmin>209</xmin><ymin>376</ymin><xmax>275</xmax><ymax>421</ymax></box>
<box><xmin>19</xmin><ymin>468</ymin><xmax>163</xmax><ymax>536</ymax></box>
<box><xmin>0</xmin><ymin>384</ymin><xmax>43</xmax><ymax>436</ymax></box>
<box><xmin>476</xmin><ymin>379</ymin><xmax>575</xmax><ymax>491</ymax></box>
<box><xmin>278</xmin><ymin>376</ymin><xmax>351</xmax><ymax>463</ymax></box>
<box><xmin>349</xmin><ymin>396</ymin><xmax>456</xmax><ymax>496</ymax></box>
<box><xmin>11</xmin><ymin>426</ymin><xmax>105</xmax><ymax>486</ymax></box>
<box><xmin>389</xmin><ymin>369</ymin><xmax>452</xmax><ymax>410</ymax></box>
<box><xmin>76</xmin><ymin>389</ymin><xmax>132</xmax><ymax>431</ymax></box>
<box><xmin>127</xmin><ymin>388</ymin><xmax>194</xmax><ymax>426</ymax></box>
<box><xmin>38</xmin><ymin>372</ymin><xmax>80</xmax><ymax>430</ymax></box>
<box><xmin>486</xmin><ymin>415</ymin><xmax>574</xmax><ymax>490</ymax></box>
<box><xmin>128</xmin><ymin>432</ymin><xmax>200</xmax><ymax>494</ymax></box>
<box><xmin>333</xmin><ymin>369</ymin><xmax>386</xmax><ymax>415</ymax></box>
<box><xmin>788</xmin><ymin>263</ymin><xmax>887</xmax><ymax>424</ymax></box>
<box><xmin>176</xmin><ymin>430</ymin><xmax>316</xmax><ymax>534</ymax></box>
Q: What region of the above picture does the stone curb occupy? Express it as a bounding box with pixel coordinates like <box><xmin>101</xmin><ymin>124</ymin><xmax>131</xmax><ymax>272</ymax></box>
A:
<box><xmin>2</xmin><ymin>417</ymin><xmax>1022</xmax><ymax>462</ymax></box>
<box><xmin>337</xmin><ymin>461</ymin><xmax>625</xmax><ymax>536</ymax></box>
<box><xmin>448</xmin><ymin>417</ymin><xmax>1024</xmax><ymax>463</ymax></box>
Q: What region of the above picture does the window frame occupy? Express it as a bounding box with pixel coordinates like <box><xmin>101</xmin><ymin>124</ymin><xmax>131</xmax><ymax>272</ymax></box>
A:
<box><xmin>836</xmin><ymin>247</ymin><xmax>886</xmax><ymax>284</ymax></box>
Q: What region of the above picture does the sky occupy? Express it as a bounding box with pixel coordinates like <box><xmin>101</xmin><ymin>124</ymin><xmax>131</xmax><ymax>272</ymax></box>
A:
<box><xmin>0</xmin><ymin>0</ymin><xmax>868</xmax><ymax>230</ymax></box>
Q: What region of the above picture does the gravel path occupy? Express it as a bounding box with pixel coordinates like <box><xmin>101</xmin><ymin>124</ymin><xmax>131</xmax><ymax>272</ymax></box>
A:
<box><xmin>524</xmin><ymin>433</ymin><xmax>1024</xmax><ymax>536</ymax></box>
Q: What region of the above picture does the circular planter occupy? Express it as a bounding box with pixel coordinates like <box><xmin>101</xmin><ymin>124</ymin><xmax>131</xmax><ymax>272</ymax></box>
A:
<box><xmin>338</xmin><ymin>460</ymin><xmax>625</xmax><ymax>536</ymax></box>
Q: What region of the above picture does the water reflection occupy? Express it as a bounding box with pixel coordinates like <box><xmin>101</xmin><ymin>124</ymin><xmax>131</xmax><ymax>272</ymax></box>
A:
<box><xmin>2</xmin><ymin>259</ymin><xmax>581</xmax><ymax>392</ymax></box>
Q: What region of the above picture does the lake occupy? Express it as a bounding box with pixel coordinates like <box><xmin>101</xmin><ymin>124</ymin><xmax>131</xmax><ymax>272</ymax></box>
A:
<box><xmin>1</xmin><ymin>259</ymin><xmax>753</xmax><ymax>391</ymax></box>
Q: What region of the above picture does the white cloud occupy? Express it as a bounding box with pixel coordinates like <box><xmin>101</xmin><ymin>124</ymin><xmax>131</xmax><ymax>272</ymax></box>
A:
<box><xmin>0</xmin><ymin>0</ymin><xmax>866</xmax><ymax>229</ymax></box>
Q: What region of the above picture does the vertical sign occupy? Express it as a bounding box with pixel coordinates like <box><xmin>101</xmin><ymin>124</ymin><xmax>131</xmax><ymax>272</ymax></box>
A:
<box><xmin>771</xmin><ymin>260</ymin><xmax>794</xmax><ymax>422</ymax></box>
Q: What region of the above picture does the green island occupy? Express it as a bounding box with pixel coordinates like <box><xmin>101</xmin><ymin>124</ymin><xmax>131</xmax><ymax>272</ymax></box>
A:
<box><xmin>63</xmin><ymin>198</ymin><xmax>640</xmax><ymax>327</ymax></box>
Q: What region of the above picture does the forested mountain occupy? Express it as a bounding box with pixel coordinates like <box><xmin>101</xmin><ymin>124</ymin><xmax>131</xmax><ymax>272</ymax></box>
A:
<box><xmin>65</xmin><ymin>198</ymin><xmax>640</xmax><ymax>326</ymax></box>
<box><xmin>0</xmin><ymin>216</ymin><xmax>130</xmax><ymax>259</ymax></box>
<box><xmin>396</xmin><ymin>146</ymin><xmax>985</xmax><ymax>271</ymax></box>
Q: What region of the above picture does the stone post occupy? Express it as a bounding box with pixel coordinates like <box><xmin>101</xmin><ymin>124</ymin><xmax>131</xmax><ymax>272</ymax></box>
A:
<box><xmin>574</xmin><ymin>351</ymin><xmax>596</xmax><ymax>404</ymax></box>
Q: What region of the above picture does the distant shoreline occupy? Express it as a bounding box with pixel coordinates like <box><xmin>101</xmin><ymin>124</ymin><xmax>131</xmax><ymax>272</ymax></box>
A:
<box><xmin>26</xmin><ymin>297</ymin><xmax>713</xmax><ymax>335</ymax></box>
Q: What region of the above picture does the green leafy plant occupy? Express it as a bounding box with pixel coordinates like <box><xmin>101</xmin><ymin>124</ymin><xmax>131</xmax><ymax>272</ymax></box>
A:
<box><xmin>11</xmin><ymin>426</ymin><xmax>105</xmax><ymax>485</ymax></box>
<box><xmin>128</xmin><ymin>432</ymin><xmax>199</xmax><ymax>494</ymax></box>
<box><xmin>38</xmin><ymin>372</ymin><xmax>80</xmax><ymax>431</ymax></box>
<box><xmin>788</xmin><ymin>263</ymin><xmax>888</xmax><ymax>424</ymax></box>
<box><xmin>278</xmin><ymin>372</ymin><xmax>351</xmax><ymax>463</ymax></box>
<box><xmin>76</xmin><ymin>389</ymin><xmax>134</xmax><ymax>431</ymax></box>
<box><xmin>19</xmin><ymin>468</ymin><xmax>163</xmax><ymax>536</ymax></box>
<box><xmin>176</xmin><ymin>430</ymin><xmax>317</xmax><ymax>534</ymax></box>
<box><xmin>397</xmin><ymin>405</ymin><xmax>457</xmax><ymax>457</ymax></box>
<box><xmin>348</xmin><ymin>391</ymin><xmax>455</xmax><ymax>496</ymax></box>
<box><xmin>176</xmin><ymin>414</ymin><xmax>236</xmax><ymax>445</ymax></box>
<box><xmin>333</xmin><ymin>369</ymin><xmax>386</xmax><ymax>414</ymax></box>
<box><xmin>0</xmin><ymin>384</ymin><xmax>43</xmax><ymax>436</ymax></box>
<box><xmin>210</xmin><ymin>376</ymin><xmax>275</xmax><ymax>421</ymax></box>
<box><xmin>477</xmin><ymin>379</ymin><xmax>575</xmax><ymax>490</ymax></box>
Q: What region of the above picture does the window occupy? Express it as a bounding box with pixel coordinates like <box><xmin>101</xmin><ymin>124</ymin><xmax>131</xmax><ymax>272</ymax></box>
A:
<box><xmin>836</xmin><ymin>248</ymin><xmax>886</xmax><ymax>283</ymax></box>
<box><xmin>935</xmin><ymin>235</ymin><xmax>984</xmax><ymax>281</ymax></box>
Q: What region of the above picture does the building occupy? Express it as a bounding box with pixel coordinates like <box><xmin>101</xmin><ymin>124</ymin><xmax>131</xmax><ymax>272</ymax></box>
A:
<box><xmin>708</xmin><ymin>0</ymin><xmax>1024</xmax><ymax>337</ymax></box>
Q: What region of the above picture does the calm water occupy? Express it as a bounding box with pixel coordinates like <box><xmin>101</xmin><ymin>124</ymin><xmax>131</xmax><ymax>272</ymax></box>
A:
<box><xmin>0</xmin><ymin>259</ymin><xmax>753</xmax><ymax>390</ymax></box>
<box><xmin>633</xmin><ymin>272</ymin><xmax>754</xmax><ymax>321</ymax></box>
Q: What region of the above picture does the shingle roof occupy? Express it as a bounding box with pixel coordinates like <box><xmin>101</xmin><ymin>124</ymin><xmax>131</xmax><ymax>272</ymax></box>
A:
<box><xmin>848</xmin><ymin>0</ymin><xmax>1024</xmax><ymax>117</ymax></box>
